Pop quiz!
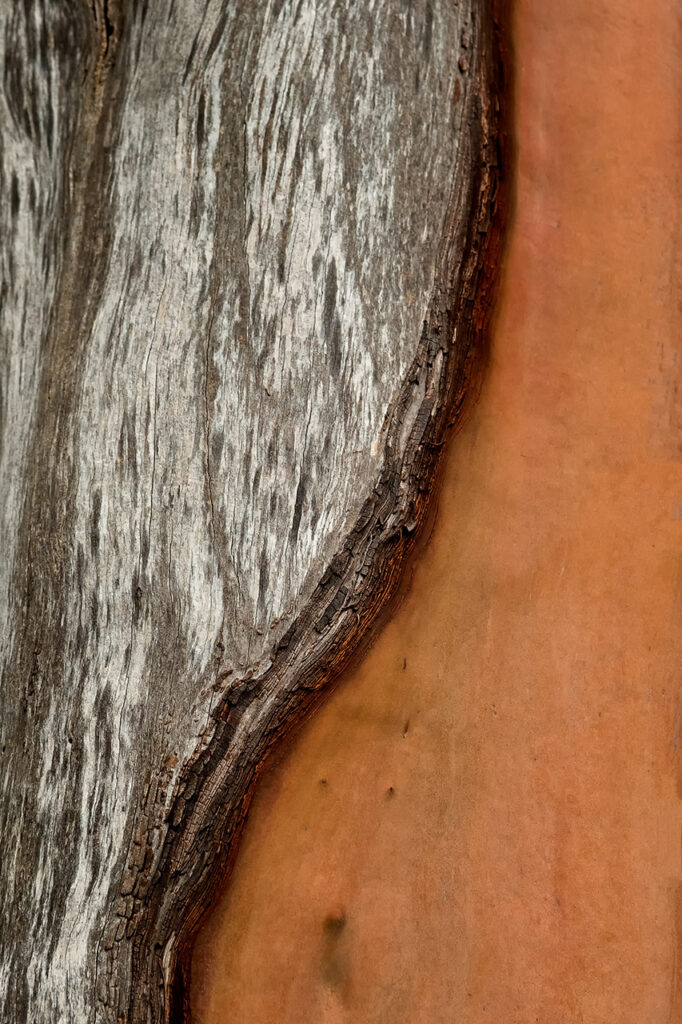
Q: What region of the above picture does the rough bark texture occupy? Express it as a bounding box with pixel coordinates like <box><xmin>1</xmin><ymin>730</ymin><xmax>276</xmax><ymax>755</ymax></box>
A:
<box><xmin>0</xmin><ymin>1</ymin><xmax>506</xmax><ymax>1021</ymax></box>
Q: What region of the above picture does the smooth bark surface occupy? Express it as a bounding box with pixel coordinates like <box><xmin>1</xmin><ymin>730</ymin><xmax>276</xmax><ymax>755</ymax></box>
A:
<box><xmin>192</xmin><ymin>1</ymin><xmax>682</xmax><ymax>1020</ymax></box>
<box><xmin>0</xmin><ymin>1</ymin><xmax>505</xmax><ymax>1021</ymax></box>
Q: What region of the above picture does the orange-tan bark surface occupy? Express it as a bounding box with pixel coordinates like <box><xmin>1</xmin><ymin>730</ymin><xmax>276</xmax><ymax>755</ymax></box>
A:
<box><xmin>191</xmin><ymin>1</ymin><xmax>682</xmax><ymax>1021</ymax></box>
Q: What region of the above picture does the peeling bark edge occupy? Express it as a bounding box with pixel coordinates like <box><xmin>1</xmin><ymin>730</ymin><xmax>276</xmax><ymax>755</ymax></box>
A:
<box><xmin>105</xmin><ymin>5</ymin><xmax>514</xmax><ymax>1020</ymax></box>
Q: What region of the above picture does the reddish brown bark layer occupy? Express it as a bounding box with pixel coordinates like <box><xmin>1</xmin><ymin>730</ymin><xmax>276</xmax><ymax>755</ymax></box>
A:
<box><xmin>192</xmin><ymin>0</ymin><xmax>682</xmax><ymax>1020</ymax></box>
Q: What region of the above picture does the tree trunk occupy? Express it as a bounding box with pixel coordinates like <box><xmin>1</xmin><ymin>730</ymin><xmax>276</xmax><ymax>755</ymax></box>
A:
<box><xmin>0</xmin><ymin>1</ymin><xmax>507</xmax><ymax>1020</ymax></box>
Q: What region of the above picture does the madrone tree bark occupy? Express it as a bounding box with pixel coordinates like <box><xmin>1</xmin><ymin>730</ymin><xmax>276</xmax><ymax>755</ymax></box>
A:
<box><xmin>0</xmin><ymin>1</ymin><xmax>507</xmax><ymax>1020</ymax></box>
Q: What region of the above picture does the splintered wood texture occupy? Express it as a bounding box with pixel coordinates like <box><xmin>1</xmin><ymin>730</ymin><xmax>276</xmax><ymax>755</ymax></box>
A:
<box><xmin>192</xmin><ymin>1</ymin><xmax>682</xmax><ymax>1022</ymax></box>
<box><xmin>0</xmin><ymin>1</ymin><xmax>503</xmax><ymax>1021</ymax></box>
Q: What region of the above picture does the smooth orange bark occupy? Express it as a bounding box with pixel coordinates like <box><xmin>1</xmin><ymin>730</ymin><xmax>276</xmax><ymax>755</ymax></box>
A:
<box><xmin>192</xmin><ymin>1</ymin><xmax>682</xmax><ymax>1021</ymax></box>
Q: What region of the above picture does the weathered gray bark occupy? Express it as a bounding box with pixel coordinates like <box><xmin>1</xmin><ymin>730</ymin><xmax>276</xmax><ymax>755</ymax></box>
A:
<box><xmin>0</xmin><ymin>1</ymin><xmax>506</xmax><ymax>1020</ymax></box>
